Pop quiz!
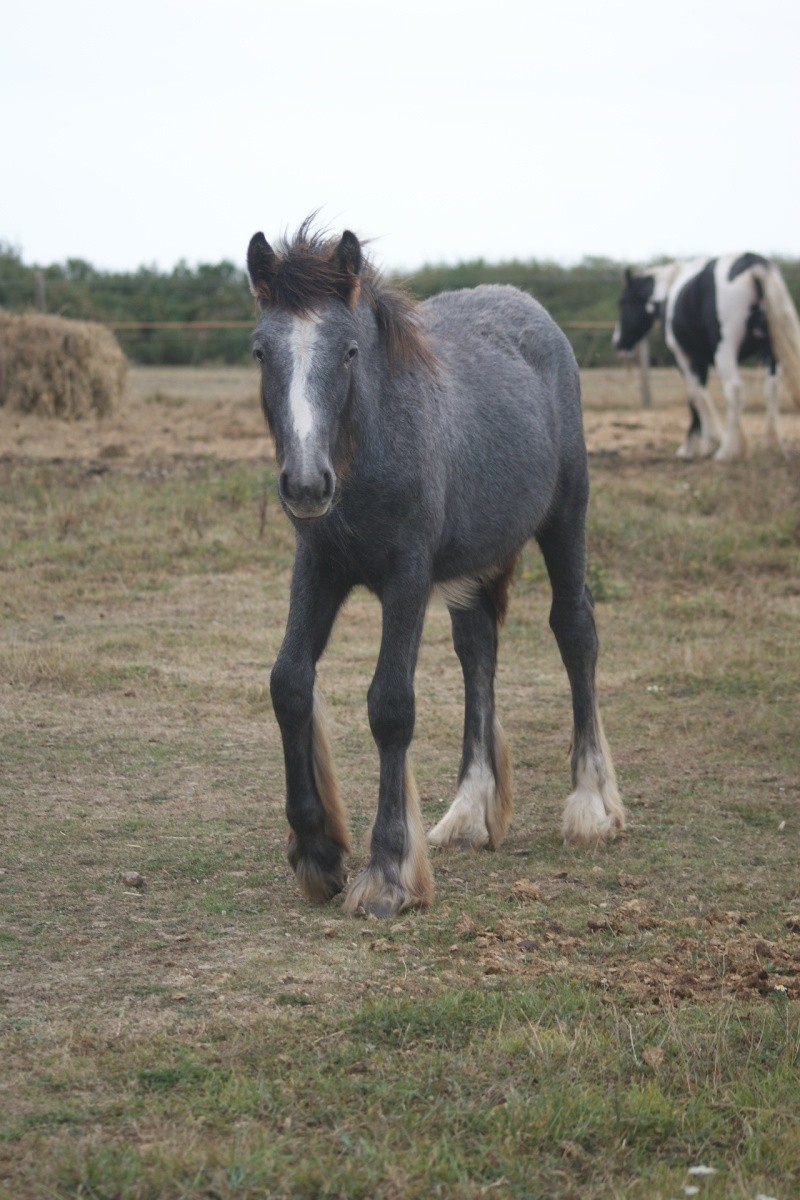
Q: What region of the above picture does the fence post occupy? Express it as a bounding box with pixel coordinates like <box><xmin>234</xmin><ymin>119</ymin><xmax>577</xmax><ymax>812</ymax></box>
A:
<box><xmin>34</xmin><ymin>271</ymin><xmax>46</xmax><ymax>313</ymax></box>
<box><xmin>637</xmin><ymin>334</ymin><xmax>652</xmax><ymax>409</ymax></box>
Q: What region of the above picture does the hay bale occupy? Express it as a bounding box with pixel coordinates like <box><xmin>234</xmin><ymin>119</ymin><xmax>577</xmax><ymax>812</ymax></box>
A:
<box><xmin>0</xmin><ymin>309</ymin><xmax>127</xmax><ymax>418</ymax></box>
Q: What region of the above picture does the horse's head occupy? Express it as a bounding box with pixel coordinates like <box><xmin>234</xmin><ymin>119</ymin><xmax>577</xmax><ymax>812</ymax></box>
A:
<box><xmin>613</xmin><ymin>268</ymin><xmax>658</xmax><ymax>353</ymax></box>
<box><xmin>247</xmin><ymin>227</ymin><xmax>363</xmax><ymax>520</ymax></box>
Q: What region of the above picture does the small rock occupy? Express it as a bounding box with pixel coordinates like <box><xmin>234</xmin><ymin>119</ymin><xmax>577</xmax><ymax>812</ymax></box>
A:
<box><xmin>121</xmin><ymin>870</ymin><xmax>145</xmax><ymax>890</ymax></box>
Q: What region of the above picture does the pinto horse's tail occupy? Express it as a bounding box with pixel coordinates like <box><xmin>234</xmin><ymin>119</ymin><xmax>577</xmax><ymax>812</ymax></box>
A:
<box><xmin>762</xmin><ymin>264</ymin><xmax>800</xmax><ymax>408</ymax></box>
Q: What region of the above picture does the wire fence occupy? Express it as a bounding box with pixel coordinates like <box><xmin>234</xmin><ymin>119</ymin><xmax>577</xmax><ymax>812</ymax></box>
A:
<box><xmin>100</xmin><ymin>318</ymin><xmax>621</xmax><ymax>370</ymax></box>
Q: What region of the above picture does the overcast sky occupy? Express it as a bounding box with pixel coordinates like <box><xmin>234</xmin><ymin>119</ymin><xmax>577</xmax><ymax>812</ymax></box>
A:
<box><xmin>3</xmin><ymin>0</ymin><xmax>799</xmax><ymax>273</ymax></box>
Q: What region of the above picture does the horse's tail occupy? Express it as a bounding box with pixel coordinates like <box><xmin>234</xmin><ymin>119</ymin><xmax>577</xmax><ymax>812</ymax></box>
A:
<box><xmin>762</xmin><ymin>263</ymin><xmax>800</xmax><ymax>408</ymax></box>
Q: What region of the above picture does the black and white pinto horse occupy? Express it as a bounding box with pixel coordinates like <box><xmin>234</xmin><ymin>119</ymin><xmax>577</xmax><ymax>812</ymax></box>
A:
<box><xmin>247</xmin><ymin>222</ymin><xmax>625</xmax><ymax>918</ymax></box>
<box><xmin>614</xmin><ymin>253</ymin><xmax>800</xmax><ymax>460</ymax></box>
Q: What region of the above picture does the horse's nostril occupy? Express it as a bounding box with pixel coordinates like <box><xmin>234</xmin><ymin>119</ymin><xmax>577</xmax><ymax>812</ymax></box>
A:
<box><xmin>279</xmin><ymin>470</ymin><xmax>291</xmax><ymax>501</ymax></box>
<box><xmin>322</xmin><ymin>470</ymin><xmax>334</xmax><ymax>500</ymax></box>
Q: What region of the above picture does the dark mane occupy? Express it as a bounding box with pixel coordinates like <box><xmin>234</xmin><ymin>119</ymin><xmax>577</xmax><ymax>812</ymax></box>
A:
<box><xmin>264</xmin><ymin>218</ymin><xmax>436</xmax><ymax>374</ymax></box>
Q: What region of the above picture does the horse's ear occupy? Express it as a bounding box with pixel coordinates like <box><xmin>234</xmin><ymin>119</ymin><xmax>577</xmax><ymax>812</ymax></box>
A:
<box><xmin>247</xmin><ymin>232</ymin><xmax>277</xmax><ymax>304</ymax></box>
<box><xmin>336</xmin><ymin>230</ymin><xmax>362</xmax><ymax>277</ymax></box>
<box><xmin>335</xmin><ymin>230</ymin><xmax>362</xmax><ymax>305</ymax></box>
<box><xmin>624</xmin><ymin>267</ymin><xmax>634</xmax><ymax>287</ymax></box>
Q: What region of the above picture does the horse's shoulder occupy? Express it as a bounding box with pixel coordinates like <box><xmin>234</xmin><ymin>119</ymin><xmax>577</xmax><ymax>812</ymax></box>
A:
<box><xmin>669</xmin><ymin>259</ymin><xmax>717</xmax><ymax>318</ymax></box>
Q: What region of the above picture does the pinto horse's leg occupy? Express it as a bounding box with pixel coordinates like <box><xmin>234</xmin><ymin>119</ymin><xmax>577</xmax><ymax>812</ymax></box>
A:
<box><xmin>343</xmin><ymin>573</ymin><xmax>434</xmax><ymax>917</ymax></box>
<box><xmin>270</xmin><ymin>546</ymin><xmax>352</xmax><ymax>903</ymax></box>
<box><xmin>714</xmin><ymin>350</ymin><xmax>748</xmax><ymax>462</ymax></box>
<box><xmin>427</xmin><ymin>589</ymin><xmax>513</xmax><ymax>850</ymax></box>
<box><xmin>676</xmin><ymin>382</ymin><xmax>721</xmax><ymax>459</ymax></box>
<box><xmin>676</xmin><ymin>402</ymin><xmax>703</xmax><ymax>460</ymax></box>
<box><xmin>670</xmin><ymin>347</ymin><xmax>721</xmax><ymax>459</ymax></box>
<box><xmin>764</xmin><ymin>364</ymin><xmax>784</xmax><ymax>454</ymax></box>
<box><xmin>675</xmin><ymin>385</ymin><xmax>722</xmax><ymax>459</ymax></box>
<box><xmin>538</xmin><ymin>517</ymin><xmax>626</xmax><ymax>845</ymax></box>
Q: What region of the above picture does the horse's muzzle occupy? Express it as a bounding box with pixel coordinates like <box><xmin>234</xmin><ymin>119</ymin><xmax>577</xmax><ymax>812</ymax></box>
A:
<box><xmin>279</xmin><ymin>464</ymin><xmax>335</xmax><ymax>520</ymax></box>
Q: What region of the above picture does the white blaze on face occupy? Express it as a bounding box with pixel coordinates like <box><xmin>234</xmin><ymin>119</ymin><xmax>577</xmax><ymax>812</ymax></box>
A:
<box><xmin>287</xmin><ymin>313</ymin><xmax>322</xmax><ymax>445</ymax></box>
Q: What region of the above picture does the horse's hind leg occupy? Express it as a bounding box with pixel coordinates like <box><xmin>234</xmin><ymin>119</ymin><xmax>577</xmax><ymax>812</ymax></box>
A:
<box><xmin>427</xmin><ymin>586</ymin><xmax>513</xmax><ymax>850</ymax></box>
<box><xmin>764</xmin><ymin>363</ymin><xmax>784</xmax><ymax>453</ymax></box>
<box><xmin>538</xmin><ymin>518</ymin><xmax>625</xmax><ymax>845</ymax></box>
<box><xmin>714</xmin><ymin>351</ymin><xmax>748</xmax><ymax>461</ymax></box>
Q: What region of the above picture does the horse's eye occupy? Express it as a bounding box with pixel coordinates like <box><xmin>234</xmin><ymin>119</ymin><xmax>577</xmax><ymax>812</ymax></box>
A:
<box><xmin>253</xmin><ymin>347</ymin><xmax>265</xmax><ymax>363</ymax></box>
<box><xmin>344</xmin><ymin>344</ymin><xmax>358</xmax><ymax>365</ymax></box>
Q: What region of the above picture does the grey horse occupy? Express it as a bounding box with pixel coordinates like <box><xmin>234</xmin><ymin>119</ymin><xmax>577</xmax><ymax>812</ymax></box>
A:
<box><xmin>247</xmin><ymin>221</ymin><xmax>624</xmax><ymax>918</ymax></box>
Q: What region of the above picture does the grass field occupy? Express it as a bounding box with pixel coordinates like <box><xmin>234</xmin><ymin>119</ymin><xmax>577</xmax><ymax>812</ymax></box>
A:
<box><xmin>1</xmin><ymin>366</ymin><xmax>799</xmax><ymax>1199</ymax></box>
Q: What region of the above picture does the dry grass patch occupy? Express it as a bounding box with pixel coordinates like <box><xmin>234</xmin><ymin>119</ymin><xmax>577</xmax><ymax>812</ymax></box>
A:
<box><xmin>1</xmin><ymin>368</ymin><xmax>799</xmax><ymax>1198</ymax></box>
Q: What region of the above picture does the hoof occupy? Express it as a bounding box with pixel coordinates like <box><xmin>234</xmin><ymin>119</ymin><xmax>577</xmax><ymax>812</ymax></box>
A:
<box><xmin>713</xmin><ymin>441</ymin><xmax>746</xmax><ymax>463</ymax></box>
<box><xmin>343</xmin><ymin>864</ymin><xmax>431</xmax><ymax>918</ymax></box>
<box><xmin>562</xmin><ymin>787</ymin><xmax>625</xmax><ymax>846</ymax></box>
<box><xmin>288</xmin><ymin>832</ymin><xmax>347</xmax><ymax>903</ymax></box>
<box><xmin>697</xmin><ymin>439</ymin><xmax>720</xmax><ymax>459</ymax></box>
<box><xmin>676</xmin><ymin>437</ymin><xmax>719</xmax><ymax>461</ymax></box>
<box><xmin>427</xmin><ymin>798</ymin><xmax>490</xmax><ymax>851</ymax></box>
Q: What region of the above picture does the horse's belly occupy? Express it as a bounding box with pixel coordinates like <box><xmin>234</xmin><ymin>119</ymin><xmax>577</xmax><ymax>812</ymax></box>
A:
<box><xmin>433</xmin><ymin>470</ymin><xmax>555</xmax><ymax>582</ymax></box>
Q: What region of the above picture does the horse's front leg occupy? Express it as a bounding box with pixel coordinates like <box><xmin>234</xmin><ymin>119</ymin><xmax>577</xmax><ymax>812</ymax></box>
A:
<box><xmin>271</xmin><ymin>548</ymin><xmax>351</xmax><ymax>903</ymax></box>
<box><xmin>670</xmin><ymin>349</ymin><xmax>721</xmax><ymax>459</ymax></box>
<box><xmin>343</xmin><ymin>573</ymin><xmax>434</xmax><ymax>917</ymax></box>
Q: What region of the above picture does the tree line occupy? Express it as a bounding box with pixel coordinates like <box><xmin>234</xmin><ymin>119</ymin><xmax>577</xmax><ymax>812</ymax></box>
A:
<box><xmin>2</xmin><ymin>243</ymin><xmax>799</xmax><ymax>369</ymax></box>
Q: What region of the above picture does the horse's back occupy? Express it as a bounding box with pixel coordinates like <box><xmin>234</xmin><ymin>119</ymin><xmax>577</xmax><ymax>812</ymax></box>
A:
<box><xmin>423</xmin><ymin>285</ymin><xmax>582</xmax><ymax>443</ymax></box>
<box><xmin>419</xmin><ymin>286</ymin><xmax>587</xmax><ymax>578</ymax></box>
<box><xmin>424</xmin><ymin>285</ymin><xmax>576</xmax><ymax>379</ymax></box>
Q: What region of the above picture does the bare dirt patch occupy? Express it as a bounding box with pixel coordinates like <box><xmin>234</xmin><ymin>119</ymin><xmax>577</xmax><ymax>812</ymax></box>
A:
<box><xmin>1</xmin><ymin>363</ymin><xmax>798</xmax><ymax>466</ymax></box>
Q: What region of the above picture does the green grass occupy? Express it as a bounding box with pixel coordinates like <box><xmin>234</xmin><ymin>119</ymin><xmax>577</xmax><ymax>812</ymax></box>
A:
<box><xmin>3</xmin><ymin>988</ymin><xmax>797</xmax><ymax>1198</ymax></box>
<box><xmin>1</xmin><ymin>381</ymin><xmax>799</xmax><ymax>1198</ymax></box>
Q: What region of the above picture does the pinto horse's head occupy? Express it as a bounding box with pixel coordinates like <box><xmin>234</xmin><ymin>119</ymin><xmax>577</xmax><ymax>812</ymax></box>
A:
<box><xmin>247</xmin><ymin>224</ymin><xmax>363</xmax><ymax>520</ymax></box>
<box><xmin>613</xmin><ymin>268</ymin><xmax>658</xmax><ymax>353</ymax></box>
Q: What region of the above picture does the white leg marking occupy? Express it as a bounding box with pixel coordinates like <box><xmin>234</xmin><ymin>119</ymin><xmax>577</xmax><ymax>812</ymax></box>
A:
<box><xmin>675</xmin><ymin>390</ymin><xmax>721</xmax><ymax>460</ymax></box>
<box><xmin>714</xmin><ymin>371</ymin><xmax>747</xmax><ymax>461</ymax></box>
<box><xmin>427</xmin><ymin>758</ymin><xmax>494</xmax><ymax>849</ymax></box>
<box><xmin>676</xmin><ymin>426</ymin><xmax>704</xmax><ymax>460</ymax></box>
<box><xmin>562</xmin><ymin>713</ymin><xmax>625</xmax><ymax>846</ymax></box>
<box><xmin>693</xmin><ymin>388</ymin><xmax>723</xmax><ymax>457</ymax></box>
<box><xmin>669</xmin><ymin>339</ymin><xmax>721</xmax><ymax>459</ymax></box>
